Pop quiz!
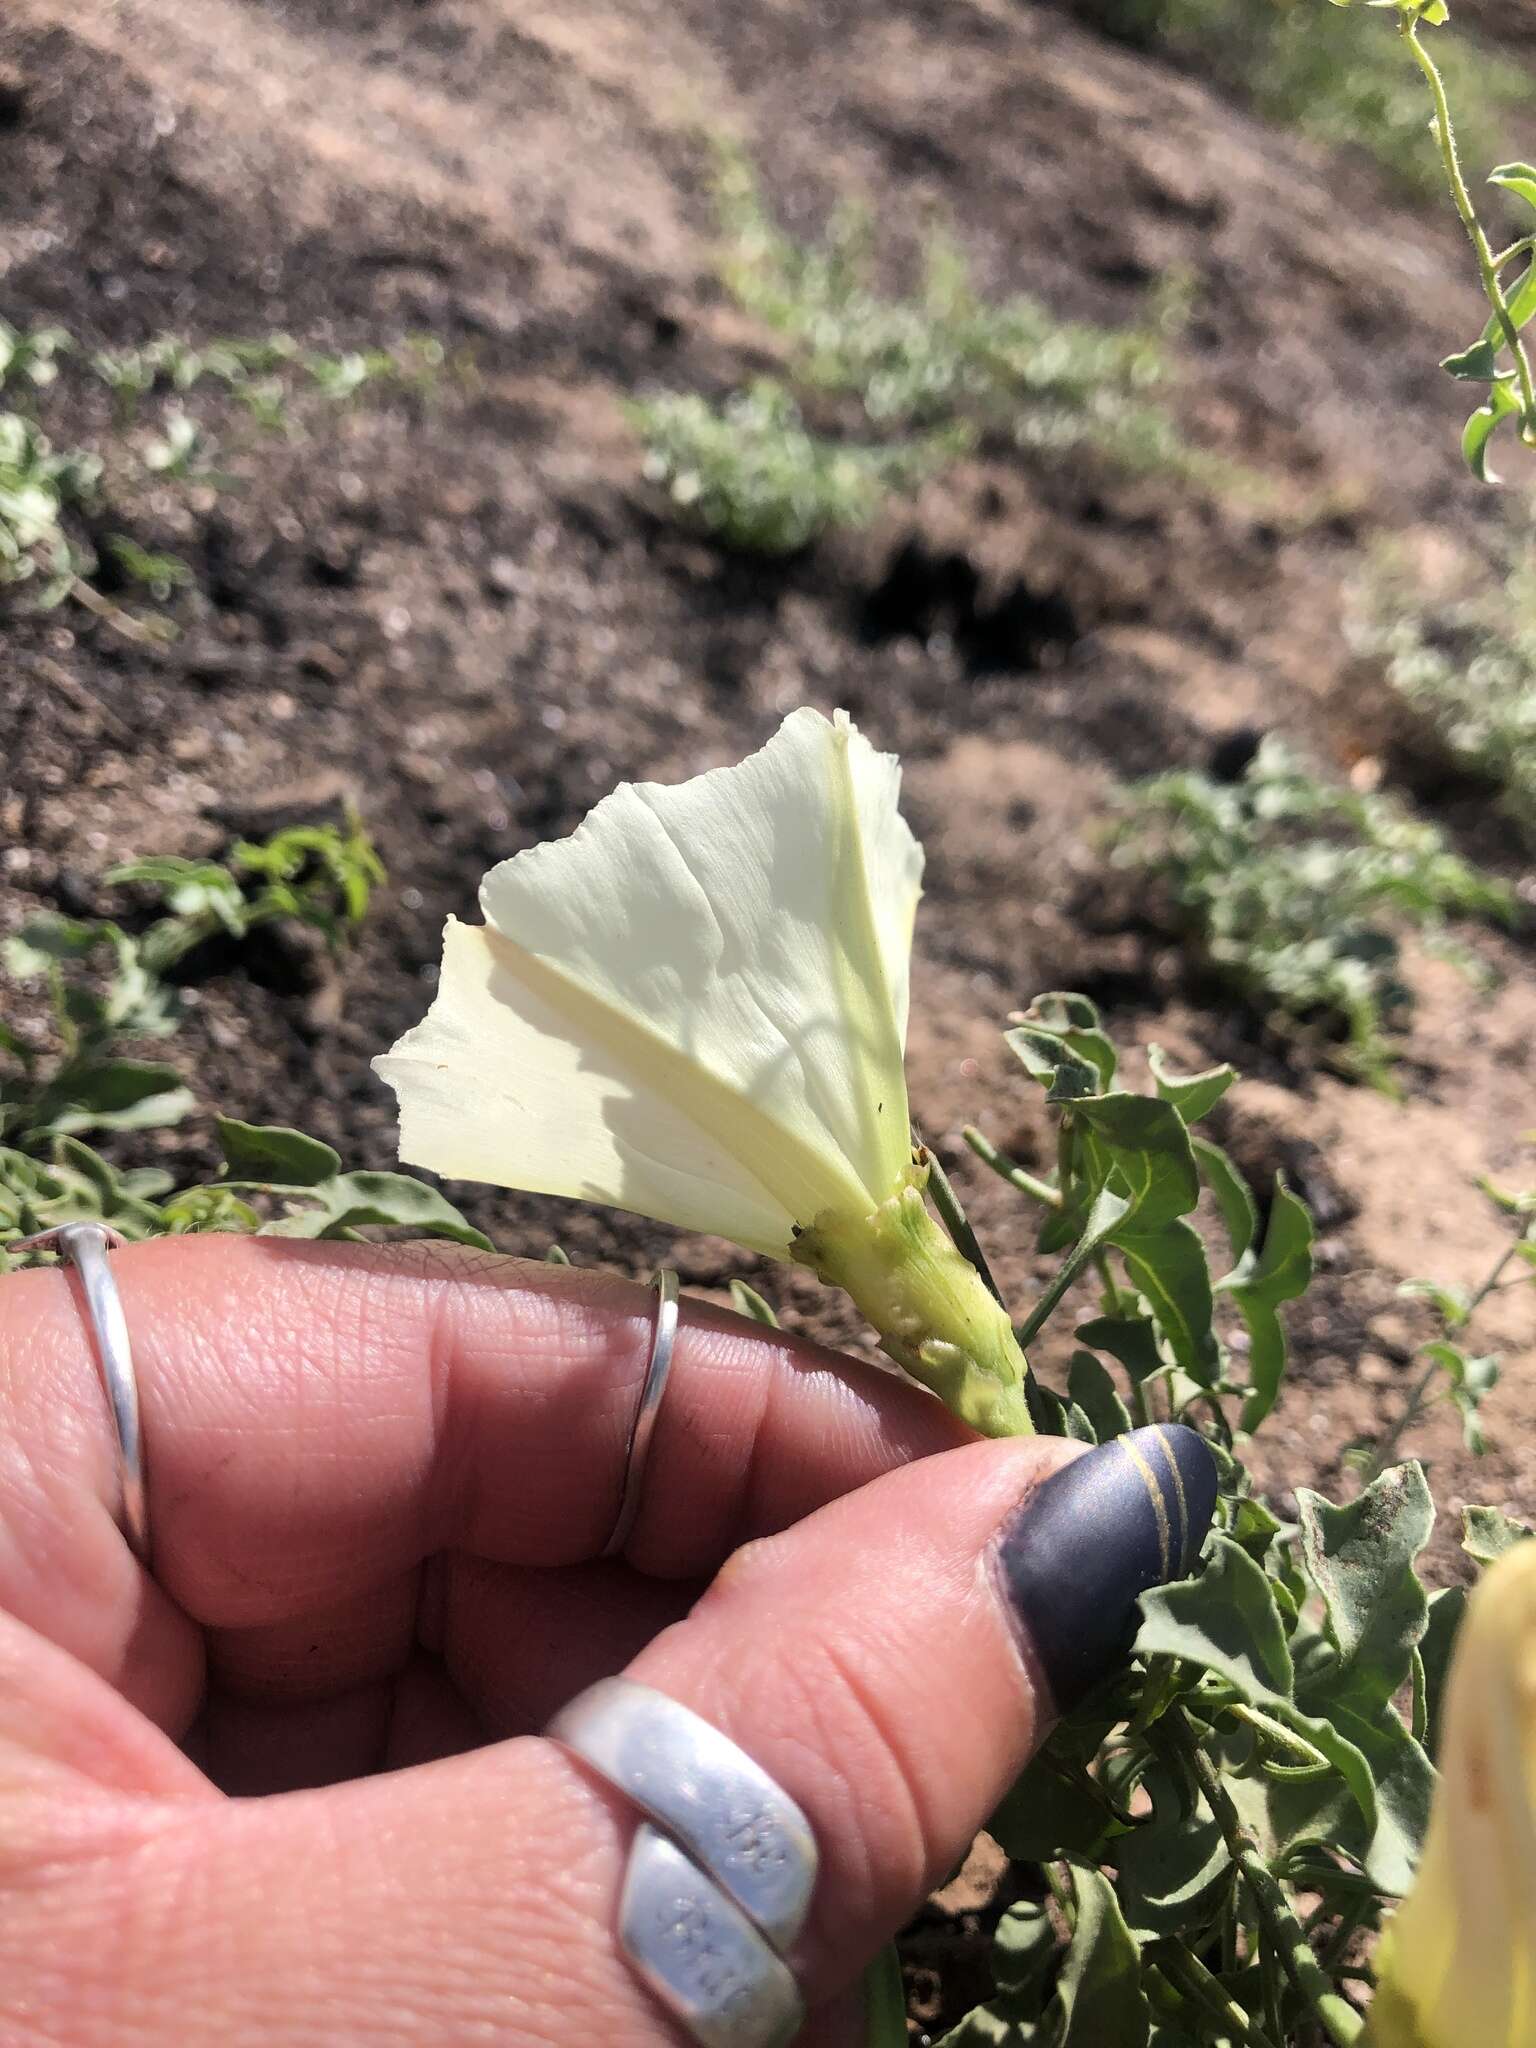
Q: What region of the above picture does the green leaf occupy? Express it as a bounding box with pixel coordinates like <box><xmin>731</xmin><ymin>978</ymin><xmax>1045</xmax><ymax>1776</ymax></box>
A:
<box><xmin>1418</xmin><ymin>1584</ymin><xmax>1466</xmax><ymax>1762</ymax></box>
<box><xmin>1053</xmin><ymin>1868</ymin><xmax>1150</xmax><ymax>2048</ymax></box>
<box><xmin>990</xmin><ymin>1742</ymin><xmax>1128</xmax><ymax>1862</ymax></box>
<box><xmin>1006</xmin><ymin>1024</ymin><xmax>1101</xmax><ymax>1103</ymax></box>
<box><xmin>1228</xmin><ymin>1180</ymin><xmax>1313</xmax><ymax>1432</ymax></box>
<box><xmin>1067</xmin><ymin>1348</ymin><xmax>1132</xmax><ymax>1443</ymax></box>
<box><xmin>1462</xmin><ymin>1501</ymin><xmax>1533</xmax><ymax>1566</ymax></box>
<box><xmin>992</xmin><ymin>1901</ymin><xmax>1059</xmax><ymax>2002</ymax></box>
<box><xmin>932</xmin><ymin>1904</ymin><xmax>1058</xmax><ymax>2047</ymax></box>
<box><xmin>1076</xmin><ymin>1313</ymin><xmax>1164</xmax><ymax>1387</ymax></box>
<box><xmin>215</xmin><ymin>1117</ymin><xmax>342</xmax><ymax>1186</ymax></box>
<box><xmin>729</xmin><ymin>1277</ymin><xmax>780</xmax><ymax>1326</ymax></box>
<box><xmin>1492</xmin><ymin>259</ymin><xmax>1536</xmax><ymax>346</ymax></box>
<box><xmin>1020</xmin><ymin>992</ymin><xmax>1118</xmax><ymax>1089</ymax></box>
<box><xmin>34</xmin><ymin>1057</ymin><xmax>196</xmax><ymax>1137</ymax></box>
<box><xmin>1441</xmin><ymin>337</ymin><xmax>1503</xmax><ymax>381</ymax></box>
<box><xmin>1146</xmin><ymin>1045</ymin><xmax>1235</xmax><ymax>1124</ymax></box>
<box><xmin>1400</xmin><ymin>1276</ymin><xmax>1470</xmax><ymax>1327</ymax></box>
<box><xmin>1193</xmin><ymin>1136</ymin><xmax>1258</xmax><ymax>1265</ymax></box>
<box><xmin>862</xmin><ymin>1944</ymin><xmax>907</xmax><ymax>2048</ymax></box>
<box><xmin>1226</xmin><ymin>1493</ymin><xmax>1285</xmax><ymax>1565</ymax></box>
<box><xmin>1136</xmin><ymin>1532</ymin><xmax>1294</xmax><ymax>1699</ymax></box>
<box><xmin>1117</xmin><ymin>1766</ymin><xmax>1230</xmax><ymax>1940</ymax></box>
<box><xmin>280</xmin><ymin>1170</ymin><xmax>493</xmax><ymax>1249</ymax></box>
<box><xmin>1076</xmin><ymin>1093</ymin><xmax>1200</xmax><ymax>1230</ymax></box>
<box><xmin>1490</xmin><ymin>161</ymin><xmax>1536</xmax><ymax>213</ymax></box>
<box><xmin>1294</xmin><ymin>1462</ymin><xmax>1433</xmax><ymax>1711</ymax></box>
<box><xmin>1462</xmin><ymin>377</ymin><xmax>1521</xmax><ymax>482</ymax></box>
<box><xmin>1116</xmin><ymin>1220</ymin><xmax>1220</xmax><ymax>1386</ymax></box>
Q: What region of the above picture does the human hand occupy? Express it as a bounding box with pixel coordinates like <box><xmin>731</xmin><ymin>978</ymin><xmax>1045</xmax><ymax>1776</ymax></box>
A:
<box><xmin>0</xmin><ymin>1235</ymin><xmax>1214</xmax><ymax>2045</ymax></box>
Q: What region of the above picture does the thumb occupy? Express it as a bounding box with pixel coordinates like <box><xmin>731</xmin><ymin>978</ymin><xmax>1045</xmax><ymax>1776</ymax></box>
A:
<box><xmin>2</xmin><ymin>1426</ymin><xmax>1216</xmax><ymax>2046</ymax></box>
<box><xmin>612</xmin><ymin>1423</ymin><xmax>1218</xmax><ymax>1997</ymax></box>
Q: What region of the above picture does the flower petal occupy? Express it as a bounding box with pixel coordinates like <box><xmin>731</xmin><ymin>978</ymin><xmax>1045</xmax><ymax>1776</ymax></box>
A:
<box><xmin>374</xmin><ymin>708</ymin><xmax>923</xmax><ymax>1248</ymax></box>
<box><xmin>375</xmin><ymin>919</ymin><xmax>800</xmax><ymax>1255</ymax></box>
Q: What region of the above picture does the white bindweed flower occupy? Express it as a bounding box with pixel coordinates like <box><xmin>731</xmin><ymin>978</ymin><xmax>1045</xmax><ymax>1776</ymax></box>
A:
<box><xmin>375</xmin><ymin>707</ymin><xmax>1031</xmax><ymax>1434</ymax></box>
<box><xmin>1366</xmin><ymin>1539</ymin><xmax>1536</xmax><ymax>2048</ymax></box>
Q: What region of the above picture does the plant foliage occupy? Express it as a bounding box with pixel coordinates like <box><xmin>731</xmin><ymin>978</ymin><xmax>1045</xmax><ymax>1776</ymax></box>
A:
<box><xmin>714</xmin><ymin>148</ymin><xmax>1206</xmax><ymax>477</ymax></box>
<box><xmin>628</xmin><ymin>380</ymin><xmax>953</xmax><ymax>555</ymax></box>
<box><xmin>1352</xmin><ymin>544</ymin><xmax>1536</xmax><ymax>847</ymax></box>
<box><xmin>0</xmin><ymin>318</ymin><xmax>445</xmax><ymax>634</ymax></box>
<box><xmin>941</xmin><ymin>991</ymin><xmax>1519</xmax><ymax>2048</ymax></box>
<box><xmin>0</xmin><ymin>820</ymin><xmax>481</xmax><ymax>1264</ymax></box>
<box><xmin>1109</xmin><ymin>738</ymin><xmax>1515</xmax><ymax>1083</ymax></box>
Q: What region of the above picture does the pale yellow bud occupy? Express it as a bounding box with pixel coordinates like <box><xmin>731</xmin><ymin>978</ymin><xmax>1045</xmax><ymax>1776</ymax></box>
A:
<box><xmin>1368</xmin><ymin>1540</ymin><xmax>1536</xmax><ymax>2048</ymax></box>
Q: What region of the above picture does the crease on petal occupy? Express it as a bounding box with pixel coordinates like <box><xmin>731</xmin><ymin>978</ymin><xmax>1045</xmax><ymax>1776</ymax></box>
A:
<box><xmin>475</xmin><ymin>707</ymin><xmax>922</xmax><ymax>1209</ymax></box>
<box><xmin>374</xmin><ymin>919</ymin><xmax>799</xmax><ymax>1255</ymax></box>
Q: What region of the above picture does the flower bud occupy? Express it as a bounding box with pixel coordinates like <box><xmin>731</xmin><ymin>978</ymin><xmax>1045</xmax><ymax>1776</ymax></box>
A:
<box><xmin>1367</xmin><ymin>1539</ymin><xmax>1536</xmax><ymax>2048</ymax></box>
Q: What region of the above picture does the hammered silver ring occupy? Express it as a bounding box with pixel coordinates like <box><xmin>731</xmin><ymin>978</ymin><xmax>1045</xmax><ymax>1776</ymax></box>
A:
<box><xmin>548</xmin><ymin>1677</ymin><xmax>818</xmax><ymax>2047</ymax></box>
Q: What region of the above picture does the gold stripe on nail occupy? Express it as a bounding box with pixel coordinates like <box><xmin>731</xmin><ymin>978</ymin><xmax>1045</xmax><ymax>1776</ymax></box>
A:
<box><xmin>1148</xmin><ymin>1426</ymin><xmax>1191</xmax><ymax>1570</ymax></box>
<box><xmin>1118</xmin><ymin>1434</ymin><xmax>1172</xmax><ymax>1579</ymax></box>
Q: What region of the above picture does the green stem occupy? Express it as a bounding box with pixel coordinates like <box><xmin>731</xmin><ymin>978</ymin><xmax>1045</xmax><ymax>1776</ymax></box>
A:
<box><xmin>963</xmin><ymin>1126</ymin><xmax>1063</xmax><ymax>1209</ymax></box>
<box><xmin>1404</xmin><ymin>12</ymin><xmax>1536</xmax><ymax>432</ymax></box>
<box><xmin>1365</xmin><ymin>1227</ymin><xmax>1526</xmax><ymax>1481</ymax></box>
<box><xmin>917</xmin><ymin>1130</ymin><xmax>1007</xmax><ymax>1308</ymax></box>
<box><xmin>1167</xmin><ymin>1712</ymin><xmax>1364</xmax><ymax>2046</ymax></box>
<box><xmin>1045</xmin><ymin>1860</ymin><xmax>1076</xmax><ymax>1928</ymax></box>
<box><xmin>1491</xmin><ymin>236</ymin><xmax>1536</xmax><ymax>271</ymax></box>
<box><xmin>1154</xmin><ymin>1942</ymin><xmax>1283</xmax><ymax>2048</ymax></box>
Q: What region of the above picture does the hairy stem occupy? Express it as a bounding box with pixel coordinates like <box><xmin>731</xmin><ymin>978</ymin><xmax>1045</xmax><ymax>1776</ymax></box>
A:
<box><xmin>1155</xmin><ymin>1941</ymin><xmax>1284</xmax><ymax>2048</ymax></box>
<box><xmin>963</xmin><ymin>1125</ymin><xmax>1062</xmax><ymax>1208</ymax></box>
<box><xmin>1404</xmin><ymin>12</ymin><xmax>1536</xmax><ymax>432</ymax></box>
<box><xmin>1167</xmin><ymin>1712</ymin><xmax>1364</xmax><ymax>2046</ymax></box>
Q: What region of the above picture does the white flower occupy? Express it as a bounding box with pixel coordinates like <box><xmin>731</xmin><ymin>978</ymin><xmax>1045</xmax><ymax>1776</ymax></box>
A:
<box><xmin>376</xmin><ymin>706</ymin><xmax>1032</xmax><ymax>1433</ymax></box>
<box><xmin>375</xmin><ymin>708</ymin><xmax>922</xmax><ymax>1258</ymax></box>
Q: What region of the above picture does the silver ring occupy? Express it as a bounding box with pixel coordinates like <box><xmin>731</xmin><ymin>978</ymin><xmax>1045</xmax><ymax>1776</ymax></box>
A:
<box><xmin>620</xmin><ymin>1823</ymin><xmax>803</xmax><ymax>2048</ymax></box>
<box><xmin>548</xmin><ymin>1677</ymin><xmax>818</xmax><ymax>1951</ymax></box>
<box><xmin>602</xmin><ymin>1269</ymin><xmax>679</xmax><ymax>1559</ymax></box>
<box><xmin>548</xmin><ymin>1678</ymin><xmax>816</xmax><ymax>2047</ymax></box>
<box><xmin>6</xmin><ymin>1222</ymin><xmax>150</xmax><ymax>1562</ymax></box>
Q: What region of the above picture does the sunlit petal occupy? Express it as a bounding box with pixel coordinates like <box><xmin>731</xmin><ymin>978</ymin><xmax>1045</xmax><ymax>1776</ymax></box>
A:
<box><xmin>374</xmin><ymin>708</ymin><xmax>922</xmax><ymax>1252</ymax></box>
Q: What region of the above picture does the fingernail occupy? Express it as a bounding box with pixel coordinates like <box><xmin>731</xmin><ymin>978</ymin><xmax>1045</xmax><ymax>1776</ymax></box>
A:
<box><xmin>992</xmin><ymin>1423</ymin><xmax>1217</xmax><ymax>1712</ymax></box>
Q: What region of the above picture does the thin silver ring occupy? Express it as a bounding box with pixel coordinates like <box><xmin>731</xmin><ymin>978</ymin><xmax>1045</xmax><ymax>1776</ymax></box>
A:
<box><xmin>6</xmin><ymin>1222</ymin><xmax>150</xmax><ymax>1562</ymax></box>
<box><xmin>602</xmin><ymin>1268</ymin><xmax>680</xmax><ymax>1559</ymax></box>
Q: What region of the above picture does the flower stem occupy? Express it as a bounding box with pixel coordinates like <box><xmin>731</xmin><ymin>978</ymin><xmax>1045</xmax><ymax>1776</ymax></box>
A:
<box><xmin>1403</xmin><ymin>11</ymin><xmax>1536</xmax><ymax>435</ymax></box>
<box><xmin>1166</xmin><ymin>1711</ymin><xmax>1364</xmax><ymax>2047</ymax></box>
<box><xmin>916</xmin><ymin>1130</ymin><xmax>1007</xmax><ymax>1308</ymax></box>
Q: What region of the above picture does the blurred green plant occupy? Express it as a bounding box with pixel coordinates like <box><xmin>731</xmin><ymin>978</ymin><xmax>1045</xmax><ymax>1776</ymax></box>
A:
<box><xmin>1</xmin><ymin>819</ymin><xmax>479</xmax><ymax>1264</ymax></box>
<box><xmin>1109</xmin><ymin>738</ymin><xmax>1515</xmax><ymax>1085</ymax></box>
<box><xmin>629</xmin><ymin>380</ymin><xmax>955</xmax><ymax>554</ymax></box>
<box><xmin>0</xmin><ymin>320</ymin><xmax>445</xmax><ymax>634</ymax></box>
<box><xmin>630</xmin><ymin>150</ymin><xmax>1230</xmax><ymax>554</ymax></box>
<box><xmin>1</xmin><ymin>819</ymin><xmax>382</xmax><ymax>1163</ymax></box>
<box><xmin>1322</xmin><ymin>0</ymin><xmax>1536</xmax><ymax>479</ymax></box>
<box><xmin>1351</xmin><ymin>543</ymin><xmax>1536</xmax><ymax>847</ymax></box>
<box><xmin>1354</xmin><ymin>1167</ymin><xmax>1535</xmax><ymax>1478</ymax></box>
<box><xmin>714</xmin><ymin>147</ymin><xmax>1209</xmax><ymax>478</ymax></box>
<box><xmin>1072</xmin><ymin>0</ymin><xmax>1523</xmax><ymax>202</ymax></box>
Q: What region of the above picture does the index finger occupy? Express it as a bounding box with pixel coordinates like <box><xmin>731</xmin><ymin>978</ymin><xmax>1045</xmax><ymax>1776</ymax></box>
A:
<box><xmin>0</xmin><ymin>1235</ymin><xmax>970</xmax><ymax>1699</ymax></box>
